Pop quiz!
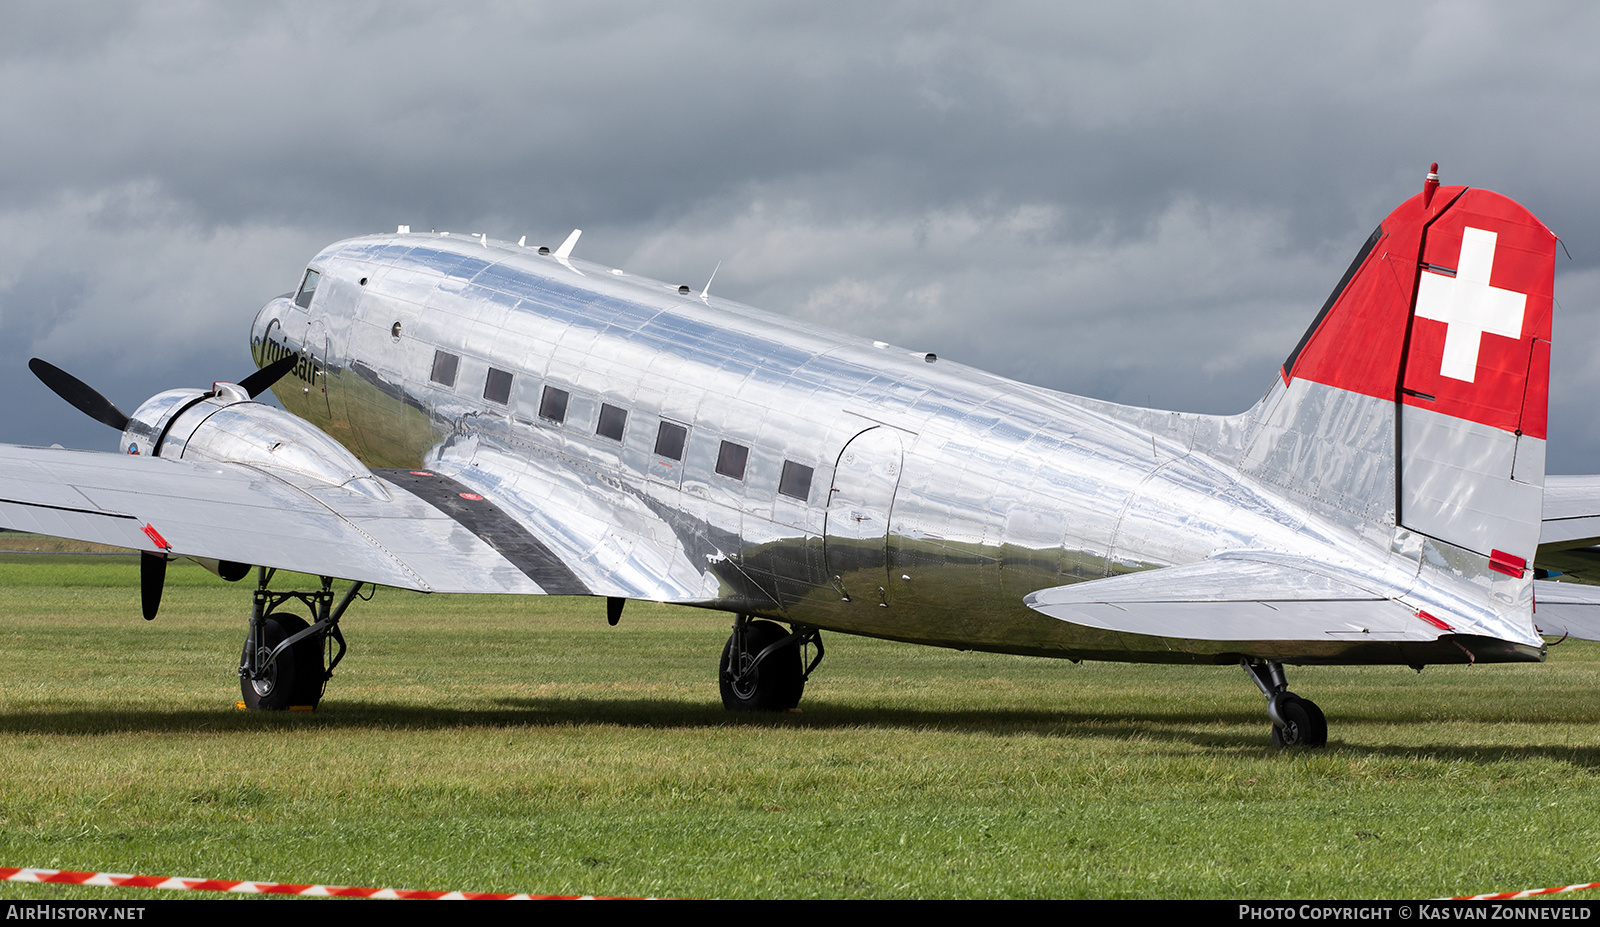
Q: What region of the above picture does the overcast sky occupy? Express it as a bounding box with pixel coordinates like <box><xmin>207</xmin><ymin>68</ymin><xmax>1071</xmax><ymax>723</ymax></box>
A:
<box><xmin>4</xmin><ymin>2</ymin><xmax>1599</xmax><ymax>471</ymax></box>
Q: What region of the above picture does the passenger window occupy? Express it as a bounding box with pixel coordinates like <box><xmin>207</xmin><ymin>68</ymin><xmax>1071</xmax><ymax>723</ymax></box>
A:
<box><xmin>779</xmin><ymin>461</ymin><xmax>814</xmax><ymax>500</ymax></box>
<box><xmin>597</xmin><ymin>403</ymin><xmax>627</xmax><ymax>441</ymax></box>
<box><xmin>483</xmin><ymin>368</ymin><xmax>513</xmax><ymax>405</ymax></box>
<box><xmin>294</xmin><ymin>269</ymin><xmax>320</xmax><ymax>310</ymax></box>
<box><xmin>539</xmin><ymin>385</ymin><xmax>569</xmax><ymax>423</ymax></box>
<box><xmin>655</xmin><ymin>421</ymin><xmax>688</xmax><ymax>460</ymax></box>
<box><xmin>430</xmin><ymin>350</ymin><xmax>459</xmax><ymax>387</ymax></box>
<box><xmin>716</xmin><ymin>441</ymin><xmax>749</xmax><ymax>480</ymax></box>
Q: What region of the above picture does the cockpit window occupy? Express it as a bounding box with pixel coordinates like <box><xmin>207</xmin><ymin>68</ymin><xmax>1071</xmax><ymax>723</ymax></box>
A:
<box><xmin>294</xmin><ymin>269</ymin><xmax>320</xmax><ymax>310</ymax></box>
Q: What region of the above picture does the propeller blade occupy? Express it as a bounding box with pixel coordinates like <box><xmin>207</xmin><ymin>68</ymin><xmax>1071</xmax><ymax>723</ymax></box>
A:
<box><xmin>140</xmin><ymin>552</ymin><xmax>167</xmax><ymax>621</ymax></box>
<box><xmin>28</xmin><ymin>358</ymin><xmax>131</xmax><ymax>432</ymax></box>
<box><xmin>237</xmin><ymin>354</ymin><xmax>301</xmax><ymax>399</ymax></box>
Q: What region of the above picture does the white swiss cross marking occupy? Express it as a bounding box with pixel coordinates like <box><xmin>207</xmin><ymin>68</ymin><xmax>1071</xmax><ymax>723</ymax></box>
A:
<box><xmin>1413</xmin><ymin>226</ymin><xmax>1527</xmax><ymax>382</ymax></box>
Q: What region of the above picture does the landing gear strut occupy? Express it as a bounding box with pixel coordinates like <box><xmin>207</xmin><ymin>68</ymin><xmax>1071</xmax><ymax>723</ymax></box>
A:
<box><xmin>720</xmin><ymin>616</ymin><xmax>824</xmax><ymax>711</ymax></box>
<box><xmin>238</xmin><ymin>568</ymin><xmax>364</xmax><ymax>711</ymax></box>
<box><xmin>1242</xmin><ymin>660</ymin><xmax>1328</xmax><ymax>747</ymax></box>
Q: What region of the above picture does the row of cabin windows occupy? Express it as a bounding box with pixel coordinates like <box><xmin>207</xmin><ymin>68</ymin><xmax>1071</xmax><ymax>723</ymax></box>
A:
<box><xmin>427</xmin><ymin>349</ymin><xmax>814</xmax><ymax>501</ymax></box>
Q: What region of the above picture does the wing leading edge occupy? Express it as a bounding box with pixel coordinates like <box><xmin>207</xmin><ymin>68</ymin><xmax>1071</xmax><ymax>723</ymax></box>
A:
<box><xmin>0</xmin><ymin>443</ymin><xmax>703</xmax><ymax>600</ymax></box>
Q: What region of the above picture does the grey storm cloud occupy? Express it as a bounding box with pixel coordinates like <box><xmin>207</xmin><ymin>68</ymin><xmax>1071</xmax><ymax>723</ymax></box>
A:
<box><xmin>3</xmin><ymin>1</ymin><xmax>1599</xmax><ymax>469</ymax></box>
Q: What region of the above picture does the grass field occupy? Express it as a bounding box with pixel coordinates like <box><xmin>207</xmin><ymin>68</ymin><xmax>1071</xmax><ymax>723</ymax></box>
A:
<box><xmin>1</xmin><ymin>550</ymin><xmax>1598</xmax><ymax>900</ymax></box>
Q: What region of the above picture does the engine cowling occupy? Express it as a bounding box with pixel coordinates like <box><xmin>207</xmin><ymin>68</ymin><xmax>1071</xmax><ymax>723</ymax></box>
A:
<box><xmin>26</xmin><ymin>354</ymin><xmax>345</xmax><ymax>610</ymax></box>
<box><xmin>121</xmin><ymin>383</ymin><xmax>389</xmax><ymax>500</ymax></box>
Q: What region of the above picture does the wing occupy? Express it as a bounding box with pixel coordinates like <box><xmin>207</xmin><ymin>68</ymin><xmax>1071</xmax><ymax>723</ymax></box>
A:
<box><xmin>385</xmin><ymin>440</ymin><xmax>715</xmax><ymax>602</ymax></box>
<box><xmin>0</xmin><ymin>442</ymin><xmax>709</xmax><ymax>601</ymax></box>
<box><xmin>1536</xmin><ymin>474</ymin><xmax>1600</xmax><ymax>585</ymax></box>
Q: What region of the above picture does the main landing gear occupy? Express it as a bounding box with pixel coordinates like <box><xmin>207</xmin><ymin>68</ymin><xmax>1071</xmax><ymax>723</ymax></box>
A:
<box><xmin>719</xmin><ymin>616</ymin><xmax>824</xmax><ymax>711</ymax></box>
<box><xmin>1242</xmin><ymin>660</ymin><xmax>1328</xmax><ymax>748</ymax></box>
<box><xmin>238</xmin><ymin>567</ymin><xmax>365</xmax><ymax>711</ymax></box>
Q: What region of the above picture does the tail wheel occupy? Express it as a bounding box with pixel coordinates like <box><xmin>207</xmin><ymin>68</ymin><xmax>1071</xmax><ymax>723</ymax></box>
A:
<box><xmin>720</xmin><ymin>619</ymin><xmax>804</xmax><ymax>711</ymax></box>
<box><xmin>1270</xmin><ymin>693</ymin><xmax>1328</xmax><ymax>748</ymax></box>
<box><xmin>1300</xmin><ymin>698</ymin><xmax>1327</xmax><ymax>746</ymax></box>
<box><xmin>239</xmin><ymin>611</ymin><xmax>326</xmax><ymax>711</ymax></box>
<box><xmin>1245</xmin><ymin>663</ymin><xmax>1329</xmax><ymax>748</ymax></box>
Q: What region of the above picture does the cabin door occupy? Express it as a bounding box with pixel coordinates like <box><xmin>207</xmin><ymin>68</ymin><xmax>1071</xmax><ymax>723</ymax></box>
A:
<box><xmin>305</xmin><ymin>318</ymin><xmax>332</xmax><ymax>419</ymax></box>
<box><xmin>824</xmin><ymin>426</ymin><xmax>903</xmax><ymax>607</ymax></box>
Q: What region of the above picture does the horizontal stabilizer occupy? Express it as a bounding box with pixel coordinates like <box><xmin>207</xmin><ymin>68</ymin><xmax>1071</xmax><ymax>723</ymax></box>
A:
<box><xmin>1533</xmin><ymin>475</ymin><xmax>1600</xmax><ymax>586</ymax></box>
<box><xmin>1024</xmin><ymin>557</ymin><xmax>1440</xmax><ymax>643</ymax></box>
<box><xmin>1540</xmin><ymin>474</ymin><xmax>1600</xmax><ymax>549</ymax></box>
<box><xmin>1532</xmin><ymin>581</ymin><xmax>1600</xmax><ymax>642</ymax></box>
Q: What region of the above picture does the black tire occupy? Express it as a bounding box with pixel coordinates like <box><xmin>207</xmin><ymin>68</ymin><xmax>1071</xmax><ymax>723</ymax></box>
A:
<box><xmin>1270</xmin><ymin>693</ymin><xmax>1325</xmax><ymax>748</ymax></box>
<box><xmin>239</xmin><ymin>613</ymin><xmax>325</xmax><ymax>711</ymax></box>
<box><xmin>719</xmin><ymin>620</ymin><xmax>804</xmax><ymax>711</ymax></box>
<box><xmin>1301</xmin><ymin>697</ymin><xmax>1328</xmax><ymax>747</ymax></box>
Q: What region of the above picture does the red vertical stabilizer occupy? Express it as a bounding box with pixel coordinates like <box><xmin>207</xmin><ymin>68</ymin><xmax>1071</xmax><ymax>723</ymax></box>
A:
<box><xmin>1278</xmin><ymin>175</ymin><xmax>1557</xmax><ymax>565</ymax></box>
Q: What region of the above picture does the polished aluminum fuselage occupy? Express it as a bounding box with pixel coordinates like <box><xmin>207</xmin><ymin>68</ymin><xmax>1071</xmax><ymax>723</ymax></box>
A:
<box><xmin>248</xmin><ymin>233</ymin><xmax>1518</xmax><ymax>666</ymax></box>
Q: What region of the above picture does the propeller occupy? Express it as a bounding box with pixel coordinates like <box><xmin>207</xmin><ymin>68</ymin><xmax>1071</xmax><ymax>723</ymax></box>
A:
<box><xmin>27</xmin><ymin>358</ymin><xmax>130</xmax><ymax>431</ymax></box>
<box><xmin>28</xmin><ymin>353</ymin><xmax>301</xmax><ymax>621</ymax></box>
<box><xmin>141</xmin><ymin>552</ymin><xmax>166</xmax><ymax>621</ymax></box>
<box><xmin>238</xmin><ymin>354</ymin><xmax>300</xmax><ymax>399</ymax></box>
<box><xmin>28</xmin><ymin>353</ymin><xmax>301</xmax><ymax>434</ymax></box>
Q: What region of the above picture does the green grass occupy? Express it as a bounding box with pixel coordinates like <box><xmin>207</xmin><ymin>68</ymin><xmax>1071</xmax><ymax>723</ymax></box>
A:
<box><xmin>2</xmin><ymin>553</ymin><xmax>1599</xmax><ymax>900</ymax></box>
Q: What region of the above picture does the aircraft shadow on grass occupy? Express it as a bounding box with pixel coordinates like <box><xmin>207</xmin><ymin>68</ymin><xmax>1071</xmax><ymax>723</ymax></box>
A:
<box><xmin>5</xmin><ymin>700</ymin><xmax>1600</xmax><ymax>768</ymax></box>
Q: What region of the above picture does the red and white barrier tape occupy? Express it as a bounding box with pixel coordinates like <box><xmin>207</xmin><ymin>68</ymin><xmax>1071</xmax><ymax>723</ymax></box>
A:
<box><xmin>15</xmin><ymin>862</ymin><xmax>1589</xmax><ymax>902</ymax></box>
<box><xmin>1</xmin><ymin>866</ymin><xmax>636</xmax><ymax>900</ymax></box>
<box><xmin>1450</xmin><ymin>881</ymin><xmax>1600</xmax><ymax>900</ymax></box>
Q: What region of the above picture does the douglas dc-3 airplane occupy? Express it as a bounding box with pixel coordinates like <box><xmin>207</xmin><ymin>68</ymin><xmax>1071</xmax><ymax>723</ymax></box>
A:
<box><xmin>7</xmin><ymin>165</ymin><xmax>1600</xmax><ymax>747</ymax></box>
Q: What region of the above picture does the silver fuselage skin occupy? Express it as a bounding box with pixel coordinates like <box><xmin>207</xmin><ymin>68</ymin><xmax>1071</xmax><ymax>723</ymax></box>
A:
<box><xmin>249</xmin><ymin>232</ymin><xmax>1535</xmax><ymax>666</ymax></box>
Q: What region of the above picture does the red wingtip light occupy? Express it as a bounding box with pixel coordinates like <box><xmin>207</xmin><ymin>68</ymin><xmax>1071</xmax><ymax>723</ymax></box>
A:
<box><xmin>1422</xmin><ymin>162</ymin><xmax>1440</xmax><ymax>209</ymax></box>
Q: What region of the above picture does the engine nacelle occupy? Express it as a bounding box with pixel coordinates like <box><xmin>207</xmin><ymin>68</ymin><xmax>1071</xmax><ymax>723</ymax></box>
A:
<box><xmin>120</xmin><ymin>387</ymin><xmax>206</xmax><ymax>458</ymax></box>
<box><xmin>120</xmin><ymin>383</ymin><xmax>389</xmax><ymax>500</ymax></box>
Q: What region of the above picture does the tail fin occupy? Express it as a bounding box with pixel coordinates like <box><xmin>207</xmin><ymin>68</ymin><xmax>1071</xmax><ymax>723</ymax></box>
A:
<box><xmin>1241</xmin><ymin>174</ymin><xmax>1557</xmax><ymax>575</ymax></box>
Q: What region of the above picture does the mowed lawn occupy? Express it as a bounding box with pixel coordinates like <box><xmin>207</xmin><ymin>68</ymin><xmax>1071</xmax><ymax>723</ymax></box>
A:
<box><xmin>1</xmin><ymin>551</ymin><xmax>1598</xmax><ymax>900</ymax></box>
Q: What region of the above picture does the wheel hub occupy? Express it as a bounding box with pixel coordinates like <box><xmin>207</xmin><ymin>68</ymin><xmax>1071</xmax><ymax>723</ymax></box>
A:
<box><xmin>250</xmin><ymin>647</ymin><xmax>278</xmax><ymax>697</ymax></box>
<box><xmin>728</xmin><ymin>653</ymin><xmax>759</xmax><ymax>700</ymax></box>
